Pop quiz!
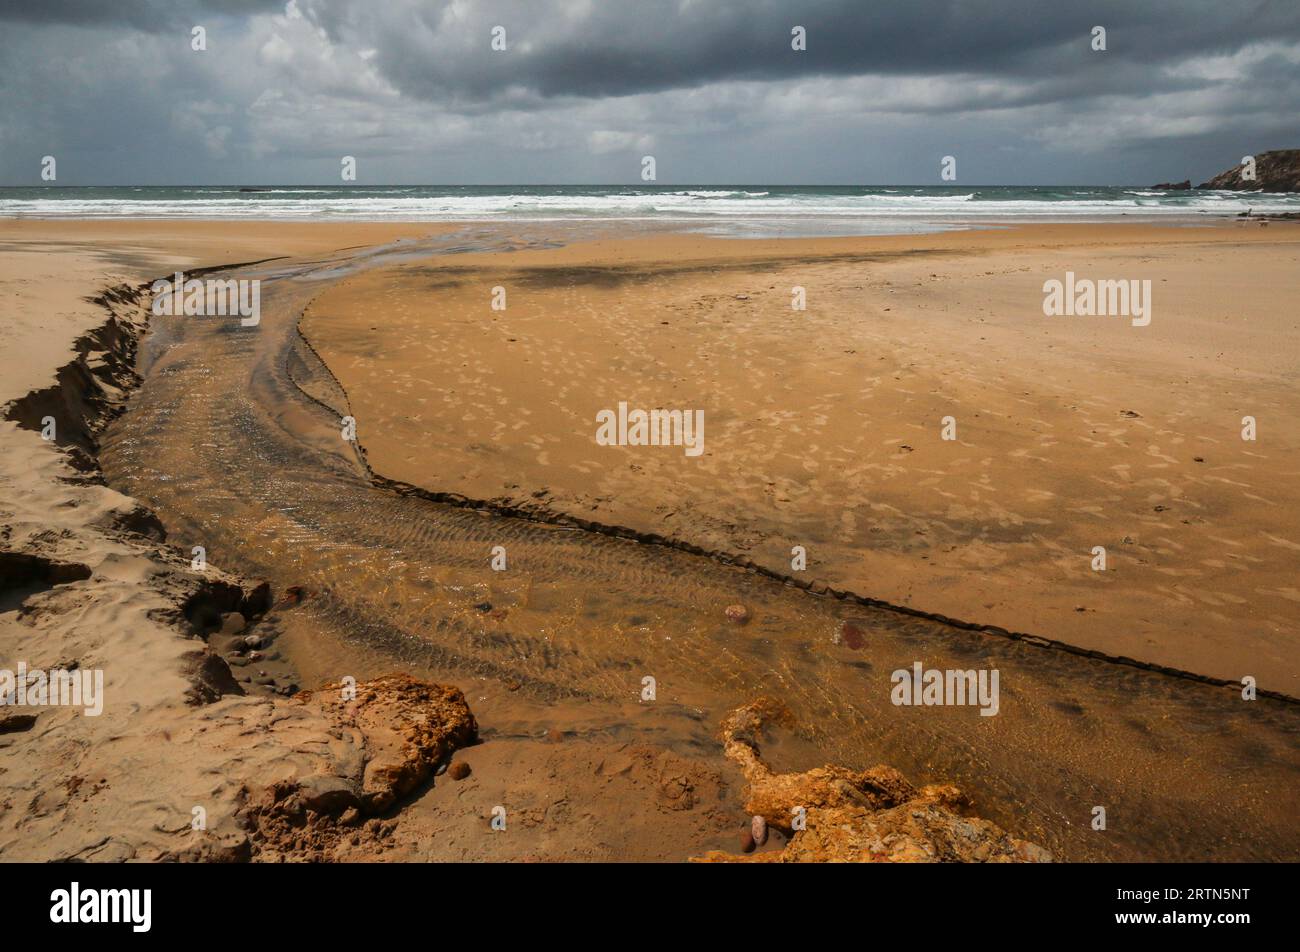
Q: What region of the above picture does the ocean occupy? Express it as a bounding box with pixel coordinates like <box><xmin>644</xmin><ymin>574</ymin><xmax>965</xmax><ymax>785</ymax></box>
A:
<box><xmin>3</xmin><ymin>185</ymin><xmax>1298</xmax><ymax>236</ymax></box>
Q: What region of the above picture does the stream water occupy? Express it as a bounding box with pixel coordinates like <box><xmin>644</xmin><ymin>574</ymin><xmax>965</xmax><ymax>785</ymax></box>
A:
<box><xmin>98</xmin><ymin>226</ymin><xmax>1300</xmax><ymax>862</ymax></box>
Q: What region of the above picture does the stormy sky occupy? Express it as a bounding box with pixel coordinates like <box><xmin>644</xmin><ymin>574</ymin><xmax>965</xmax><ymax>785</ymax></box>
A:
<box><xmin>1</xmin><ymin>0</ymin><xmax>1297</xmax><ymax>186</ymax></box>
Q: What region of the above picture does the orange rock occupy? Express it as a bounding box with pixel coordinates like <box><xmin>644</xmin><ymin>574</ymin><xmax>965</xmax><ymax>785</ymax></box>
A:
<box><xmin>693</xmin><ymin>698</ymin><xmax>1052</xmax><ymax>864</ymax></box>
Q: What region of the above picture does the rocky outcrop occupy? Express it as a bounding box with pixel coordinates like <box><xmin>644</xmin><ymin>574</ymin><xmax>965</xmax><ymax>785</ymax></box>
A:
<box><xmin>694</xmin><ymin>698</ymin><xmax>1051</xmax><ymax>863</ymax></box>
<box><xmin>1152</xmin><ymin>180</ymin><xmax>1191</xmax><ymax>190</ymax></box>
<box><xmin>229</xmin><ymin>674</ymin><xmax>478</xmax><ymax>860</ymax></box>
<box><xmin>1197</xmin><ymin>149</ymin><xmax>1300</xmax><ymax>191</ymax></box>
<box><xmin>299</xmin><ymin>674</ymin><xmax>478</xmax><ymax>814</ymax></box>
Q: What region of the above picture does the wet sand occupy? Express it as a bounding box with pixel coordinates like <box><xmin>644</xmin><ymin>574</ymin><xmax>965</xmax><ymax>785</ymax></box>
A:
<box><xmin>3</xmin><ymin>219</ymin><xmax>1299</xmax><ymax>862</ymax></box>
<box><xmin>301</xmin><ymin>223</ymin><xmax>1300</xmax><ymax>692</ymax></box>
<box><xmin>80</xmin><ymin>223</ymin><xmax>1298</xmax><ymax>862</ymax></box>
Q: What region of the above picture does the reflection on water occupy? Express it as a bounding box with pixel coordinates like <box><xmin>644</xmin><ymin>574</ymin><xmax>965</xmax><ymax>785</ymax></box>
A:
<box><xmin>100</xmin><ymin>228</ymin><xmax>1300</xmax><ymax>862</ymax></box>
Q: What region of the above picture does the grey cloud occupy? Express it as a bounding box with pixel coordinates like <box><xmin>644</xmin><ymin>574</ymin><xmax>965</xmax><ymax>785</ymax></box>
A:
<box><xmin>0</xmin><ymin>0</ymin><xmax>1296</xmax><ymax>186</ymax></box>
<box><xmin>0</xmin><ymin>0</ymin><xmax>283</xmax><ymax>30</ymax></box>
<box><xmin>310</xmin><ymin>0</ymin><xmax>1300</xmax><ymax>104</ymax></box>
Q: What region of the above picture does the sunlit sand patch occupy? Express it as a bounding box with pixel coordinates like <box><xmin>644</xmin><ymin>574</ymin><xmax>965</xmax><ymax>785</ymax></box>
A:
<box><xmin>300</xmin><ymin>227</ymin><xmax>1300</xmax><ymax>689</ymax></box>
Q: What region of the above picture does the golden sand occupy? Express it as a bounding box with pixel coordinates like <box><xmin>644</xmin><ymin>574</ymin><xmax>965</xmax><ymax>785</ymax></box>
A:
<box><xmin>301</xmin><ymin>222</ymin><xmax>1300</xmax><ymax>690</ymax></box>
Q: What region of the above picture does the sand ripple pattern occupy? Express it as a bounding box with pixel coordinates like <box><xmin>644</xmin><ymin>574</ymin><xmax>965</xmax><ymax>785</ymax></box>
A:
<box><xmin>99</xmin><ymin>229</ymin><xmax>1300</xmax><ymax>861</ymax></box>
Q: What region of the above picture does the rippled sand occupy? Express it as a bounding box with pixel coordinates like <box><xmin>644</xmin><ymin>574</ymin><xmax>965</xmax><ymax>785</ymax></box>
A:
<box><xmin>301</xmin><ymin>224</ymin><xmax>1300</xmax><ymax>691</ymax></box>
<box><xmin>81</xmin><ymin>222</ymin><xmax>1300</xmax><ymax>861</ymax></box>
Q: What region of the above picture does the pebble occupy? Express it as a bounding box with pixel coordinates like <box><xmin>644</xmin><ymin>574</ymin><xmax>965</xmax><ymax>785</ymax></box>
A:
<box><xmin>449</xmin><ymin>761</ymin><xmax>472</xmax><ymax>781</ymax></box>
<box><xmin>0</xmin><ymin>713</ymin><xmax>38</xmax><ymax>734</ymax></box>
<box><xmin>724</xmin><ymin>604</ymin><xmax>750</xmax><ymax>625</ymax></box>
<box><xmin>839</xmin><ymin>621</ymin><xmax>866</xmax><ymax>650</ymax></box>
<box><xmin>281</xmin><ymin>585</ymin><xmax>308</xmax><ymax>606</ymax></box>
<box><xmin>242</xmin><ymin>633</ymin><xmax>264</xmax><ymax>650</ymax></box>
<box><xmin>751</xmin><ymin>815</ymin><xmax>768</xmax><ymax>846</ymax></box>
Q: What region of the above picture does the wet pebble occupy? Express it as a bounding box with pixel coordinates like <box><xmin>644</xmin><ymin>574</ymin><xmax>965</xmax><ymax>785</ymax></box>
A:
<box><xmin>724</xmin><ymin>604</ymin><xmax>750</xmax><ymax>625</ymax></box>
<box><xmin>840</xmin><ymin>621</ymin><xmax>866</xmax><ymax>650</ymax></box>
<box><xmin>751</xmin><ymin>815</ymin><xmax>768</xmax><ymax>846</ymax></box>
<box><xmin>280</xmin><ymin>585</ymin><xmax>308</xmax><ymax>606</ymax></box>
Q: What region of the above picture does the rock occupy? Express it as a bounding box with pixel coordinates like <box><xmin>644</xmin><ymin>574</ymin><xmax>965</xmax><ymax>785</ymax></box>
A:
<box><xmin>166</xmin><ymin>830</ymin><xmax>252</xmax><ymax>863</ymax></box>
<box><xmin>219</xmin><ymin>612</ymin><xmax>246</xmax><ymax>635</ymax></box>
<box><xmin>839</xmin><ymin>621</ymin><xmax>866</xmax><ymax>650</ymax></box>
<box><xmin>1151</xmin><ymin>180</ymin><xmax>1191</xmax><ymax>190</ymax></box>
<box><xmin>299</xmin><ymin>674</ymin><xmax>478</xmax><ymax>814</ymax></box>
<box><xmin>692</xmin><ymin>697</ymin><xmax>1052</xmax><ymax>864</ymax></box>
<box><xmin>278</xmin><ymin>584</ymin><xmax>309</xmax><ymax>608</ymax></box>
<box><xmin>181</xmin><ymin>650</ymin><xmax>244</xmax><ymax>705</ymax></box>
<box><xmin>242</xmin><ymin>633</ymin><xmax>263</xmax><ymax>650</ymax></box>
<box><xmin>751</xmin><ymin>814</ymin><xmax>768</xmax><ymax>846</ymax></box>
<box><xmin>0</xmin><ymin>713</ymin><xmax>38</xmax><ymax>734</ymax></box>
<box><xmin>449</xmin><ymin>761</ymin><xmax>471</xmax><ymax>781</ymax></box>
<box><xmin>242</xmin><ymin>580</ymin><xmax>273</xmax><ymax>618</ymax></box>
<box><xmin>1198</xmin><ymin>149</ymin><xmax>1300</xmax><ymax>191</ymax></box>
<box><xmin>297</xmin><ymin>774</ymin><xmax>361</xmax><ymax>816</ymax></box>
<box><xmin>724</xmin><ymin>604</ymin><xmax>750</xmax><ymax>625</ymax></box>
<box><xmin>234</xmin><ymin>675</ymin><xmax>478</xmax><ymax>859</ymax></box>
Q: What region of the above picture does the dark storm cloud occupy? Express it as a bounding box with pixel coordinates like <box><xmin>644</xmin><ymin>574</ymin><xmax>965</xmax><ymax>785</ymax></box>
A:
<box><xmin>308</xmin><ymin>0</ymin><xmax>1300</xmax><ymax>104</ymax></box>
<box><xmin>0</xmin><ymin>0</ymin><xmax>282</xmax><ymax>30</ymax></box>
<box><xmin>0</xmin><ymin>0</ymin><xmax>1296</xmax><ymax>185</ymax></box>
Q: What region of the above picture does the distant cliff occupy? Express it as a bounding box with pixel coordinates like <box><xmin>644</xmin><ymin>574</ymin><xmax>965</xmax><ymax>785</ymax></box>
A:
<box><xmin>1196</xmin><ymin>149</ymin><xmax>1300</xmax><ymax>191</ymax></box>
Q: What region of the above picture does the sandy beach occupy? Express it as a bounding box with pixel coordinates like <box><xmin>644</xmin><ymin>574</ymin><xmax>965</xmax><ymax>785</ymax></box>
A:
<box><xmin>3</xmin><ymin>218</ymin><xmax>1299</xmax><ymax>864</ymax></box>
<box><xmin>302</xmin><ymin>222</ymin><xmax>1300</xmax><ymax>690</ymax></box>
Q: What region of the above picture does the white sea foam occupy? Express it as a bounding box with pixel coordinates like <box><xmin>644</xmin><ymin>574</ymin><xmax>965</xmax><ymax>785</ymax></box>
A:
<box><xmin>3</xmin><ymin>186</ymin><xmax>1297</xmax><ymax>232</ymax></box>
